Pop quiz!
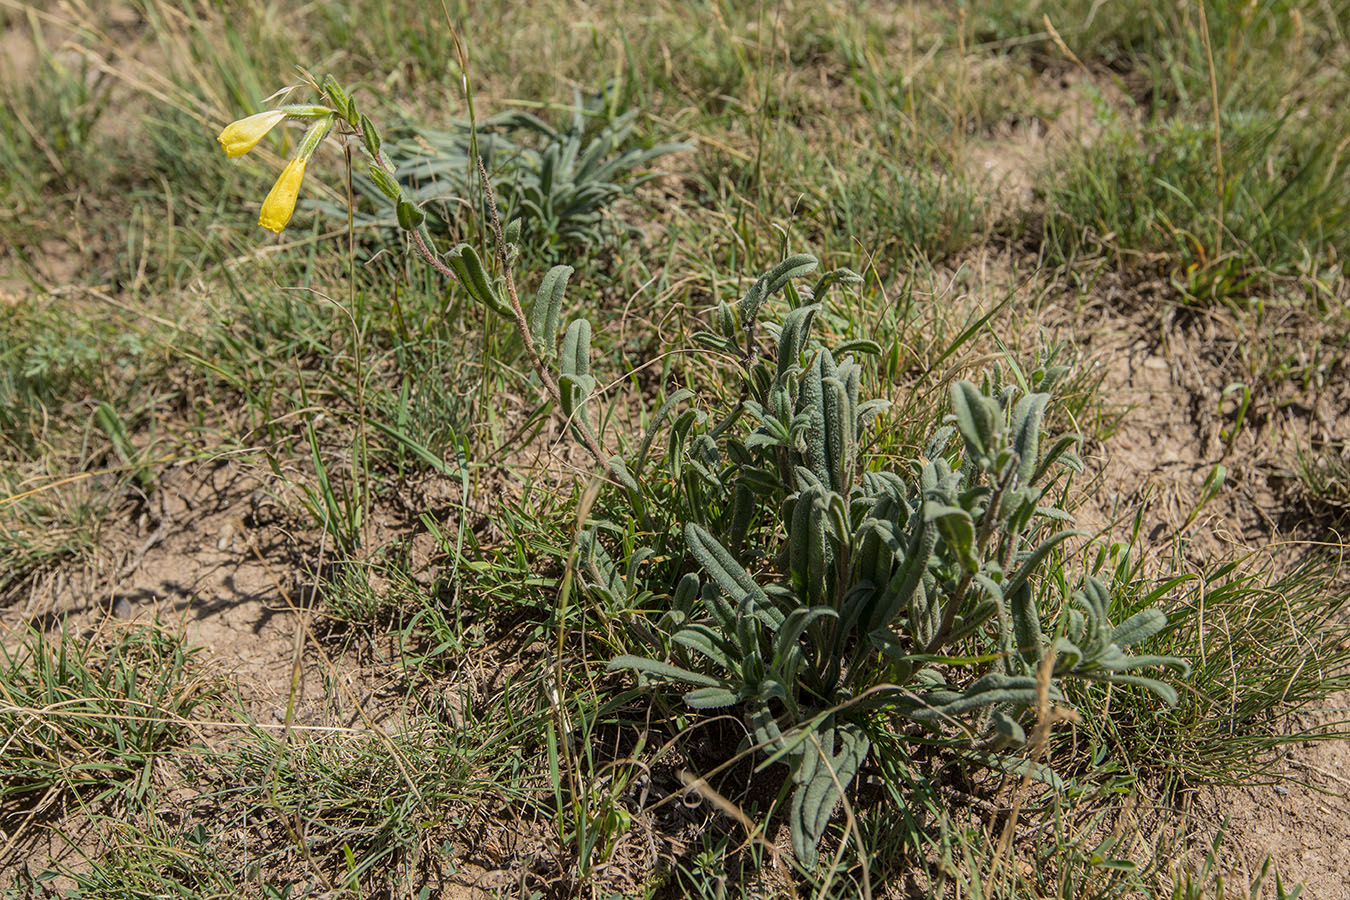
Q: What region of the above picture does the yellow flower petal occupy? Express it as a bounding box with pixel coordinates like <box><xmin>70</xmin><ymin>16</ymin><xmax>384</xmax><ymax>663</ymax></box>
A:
<box><xmin>217</xmin><ymin>110</ymin><xmax>287</xmax><ymax>158</ymax></box>
<box><xmin>258</xmin><ymin>157</ymin><xmax>307</xmax><ymax>233</ymax></box>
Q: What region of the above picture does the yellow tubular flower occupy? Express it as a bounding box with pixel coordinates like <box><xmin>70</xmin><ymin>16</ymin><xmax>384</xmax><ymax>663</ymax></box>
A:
<box><xmin>217</xmin><ymin>110</ymin><xmax>287</xmax><ymax>158</ymax></box>
<box><xmin>253</xmin><ymin>115</ymin><xmax>333</xmax><ymax>234</ymax></box>
<box><xmin>258</xmin><ymin>157</ymin><xmax>307</xmax><ymax>233</ymax></box>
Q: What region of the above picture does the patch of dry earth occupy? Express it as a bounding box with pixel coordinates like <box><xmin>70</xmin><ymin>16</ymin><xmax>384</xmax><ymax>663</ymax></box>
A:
<box><xmin>1046</xmin><ymin>290</ymin><xmax>1350</xmax><ymax>897</ymax></box>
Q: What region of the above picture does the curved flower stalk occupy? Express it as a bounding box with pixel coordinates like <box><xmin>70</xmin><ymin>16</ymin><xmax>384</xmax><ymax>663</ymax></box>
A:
<box><xmin>216</xmin><ymin>104</ymin><xmax>335</xmax><ymax>233</ymax></box>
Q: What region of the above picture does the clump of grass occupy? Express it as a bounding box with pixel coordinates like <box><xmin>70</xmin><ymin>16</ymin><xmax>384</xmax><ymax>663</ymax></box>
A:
<box><xmin>975</xmin><ymin>0</ymin><xmax>1344</xmax><ymax>116</ymax></box>
<box><xmin>28</xmin><ymin>819</ymin><xmax>249</xmax><ymax>899</ymax></box>
<box><xmin>0</xmin><ymin>624</ymin><xmax>216</xmax><ymax>813</ymax></box>
<box><xmin>218</xmin><ymin>729</ymin><xmax>472</xmax><ymax>891</ymax></box>
<box><xmin>0</xmin><ymin>15</ymin><xmax>114</xmax><ymax>251</ymax></box>
<box><xmin>980</xmin><ymin>1</ymin><xmax>1349</xmax><ymax>304</ymax></box>
<box><xmin>0</xmin><ymin>299</ymin><xmax>165</xmax><ymax>594</ymax></box>
<box><xmin>814</xmin><ymin>147</ymin><xmax>986</xmax><ymax>264</ymax></box>
<box><xmin>0</xmin><ymin>302</ymin><xmax>128</xmax><ymax>452</ymax></box>
<box><xmin>1037</xmin><ymin>96</ymin><xmax>1349</xmax><ymax>303</ymax></box>
<box><xmin>0</xmin><ymin>478</ymin><xmax>106</xmax><ymax>601</ymax></box>
<box><xmin>176</xmin><ymin>672</ymin><xmax>558</xmax><ymax>895</ymax></box>
<box><xmin>1294</xmin><ymin>448</ymin><xmax>1350</xmax><ymax>526</ymax></box>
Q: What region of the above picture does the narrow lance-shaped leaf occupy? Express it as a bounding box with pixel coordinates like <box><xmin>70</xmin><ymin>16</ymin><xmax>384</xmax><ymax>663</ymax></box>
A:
<box><xmin>606</xmin><ymin>455</ymin><xmax>638</xmax><ymax>490</ymax></box>
<box><xmin>1001</xmin><ymin>530</ymin><xmax>1080</xmax><ymax>603</ymax></box>
<box><xmin>790</xmin><ymin>723</ymin><xmax>869</xmax><ymax>866</ymax></box>
<box><xmin>1109</xmin><ymin>607</ymin><xmax>1168</xmax><ymax>649</ymax></box>
<box><xmin>684</xmin><ymin>686</ymin><xmax>742</xmax><ymax>709</ymax></box>
<box><xmin>807</xmin><ymin>496</ymin><xmax>828</xmax><ymax>603</ymax></box>
<box><xmin>634</xmin><ymin>388</ymin><xmax>695</xmax><ymax>478</ymax></box>
<box><xmin>1032</xmin><ymin>432</ymin><xmax>1084</xmax><ymax>484</ymax></box>
<box><xmin>925</xmin><ymin>502</ymin><xmax>977</xmax><ymax>575</ymax></box>
<box><xmin>446</xmin><ymin>244</ymin><xmax>511</xmax><ymax>318</ymax></box>
<box><xmin>798</xmin><ymin>352</ymin><xmax>830</xmax><ymax>489</ymax></box>
<box><xmin>702</xmin><ymin>581</ymin><xmax>737</xmax><ymax>635</ymax></box>
<box><xmin>1009</xmin><ymin>581</ymin><xmax>1043</xmax><ymax>668</ymax></box>
<box><xmin>764</xmin><ymin>254</ymin><xmax>819</xmax><ymax>297</ymax></box>
<box><xmin>359</xmin><ymin>113</ymin><xmax>381</xmax><ymax>159</ymax></box>
<box><xmin>869</xmin><ymin>507</ymin><xmax>938</xmax><ymax>631</ymax></box>
<box><xmin>789</xmin><ymin>494</ymin><xmax>811</xmax><ymax>597</ymax></box>
<box><xmin>728</xmin><ymin>481</ymin><xmax>755</xmax><ymax>552</ymax></box>
<box><xmin>991</xmin><ymin>710</ymin><xmax>1026</xmax><ymax>747</ymax></box>
<box><xmin>748</xmin><ymin>701</ymin><xmax>785</xmax><ymax>754</ymax></box>
<box><xmin>822</xmin><ymin>376</ymin><xmax>853</xmax><ymax>494</ymax></box>
<box><xmin>739</xmin><ymin>254</ymin><xmax>818</xmax><ymax>325</ymax></box>
<box><xmin>396</xmin><ymin>198</ymin><xmax>425</xmax><ymax>231</ymax></box>
<box><xmin>529</xmin><ymin>264</ymin><xmax>574</xmax><ymax>359</ymax></box>
<box><xmin>1010</xmin><ymin>392</ymin><xmax>1050</xmax><ymax>485</ymax></box>
<box><xmin>911</xmin><ymin>673</ymin><xmax>1059</xmax><ymax>722</ymax></box>
<box><xmin>1085</xmin><ymin>672</ymin><xmax>1179</xmax><ymax>707</ymax></box>
<box><xmin>673</xmin><ymin>624</ymin><xmax>738</xmax><ymax>671</ymax></box>
<box><xmin>685</xmin><ymin>523</ymin><xmax>783</xmax><ymax>630</ymax></box>
<box><xmin>606</xmin><ymin>655</ymin><xmax>722</xmax><ymax>687</ymax></box>
<box><xmin>558</xmin><ymin>319</ymin><xmax>594</xmax><ymax>423</ymax></box>
<box><xmin>950</xmin><ymin>380</ymin><xmax>1000</xmax><ymax>467</ymax></box>
<box><xmin>776</xmin><ymin>304</ymin><xmax>820</xmax><ymax>375</ymax></box>
<box><xmin>560</xmin><ymin>318</ymin><xmax>592</xmax><ymax>379</ymax></box>
<box><xmin>774</xmin><ymin>606</ymin><xmax>837</xmax><ymax>668</ymax></box>
<box><xmin>925</xmin><ymin>424</ymin><xmax>956</xmax><ymax>461</ymax></box>
<box><xmin>811</xmin><ymin>266</ymin><xmax>863</xmax><ymax>297</ymax></box>
<box><xmin>834</xmin><ymin>338</ymin><xmax>883</xmax><ymax>356</ymax></box>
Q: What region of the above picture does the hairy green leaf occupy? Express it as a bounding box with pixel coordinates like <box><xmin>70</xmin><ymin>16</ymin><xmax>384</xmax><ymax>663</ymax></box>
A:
<box><xmin>529</xmin><ymin>264</ymin><xmax>574</xmax><ymax>358</ymax></box>
<box><xmin>607</xmin><ymin>655</ymin><xmax>721</xmax><ymax>687</ymax></box>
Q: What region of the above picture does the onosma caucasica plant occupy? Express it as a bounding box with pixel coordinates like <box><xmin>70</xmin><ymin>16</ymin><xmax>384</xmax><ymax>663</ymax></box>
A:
<box><xmin>219</xmin><ymin>74</ymin><xmax>1187</xmax><ymax>868</ymax></box>
<box><xmin>592</xmin><ymin>256</ymin><xmax>1188</xmax><ymax>864</ymax></box>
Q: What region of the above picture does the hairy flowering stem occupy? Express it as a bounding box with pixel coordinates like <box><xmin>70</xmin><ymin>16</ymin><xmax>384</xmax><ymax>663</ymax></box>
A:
<box><xmin>346</xmin><ymin>107</ymin><xmax>614</xmax><ymax>475</ymax></box>
<box><xmin>408</xmin><ymin>226</ymin><xmax>457</xmax><ymax>281</ymax></box>
<box><xmin>471</xmin><ymin>155</ymin><xmax>615</xmax><ymax>475</ymax></box>
<box><xmin>349</xmin><ymin>122</ymin><xmax>460</xmax><ymax>283</ymax></box>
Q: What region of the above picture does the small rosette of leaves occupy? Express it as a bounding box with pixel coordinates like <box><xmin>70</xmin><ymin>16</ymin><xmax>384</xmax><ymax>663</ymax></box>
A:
<box><xmin>330</xmin><ymin>85</ymin><xmax>690</xmax><ymax>258</ymax></box>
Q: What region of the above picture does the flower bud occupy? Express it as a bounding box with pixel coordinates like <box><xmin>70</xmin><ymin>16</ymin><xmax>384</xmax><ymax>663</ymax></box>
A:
<box><xmin>396</xmin><ymin>198</ymin><xmax>426</xmax><ymax>231</ymax></box>
<box><xmin>360</xmin><ymin>114</ymin><xmax>381</xmax><ymax>158</ymax></box>
<box><xmin>368</xmin><ymin>164</ymin><xmax>402</xmax><ymax>201</ymax></box>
